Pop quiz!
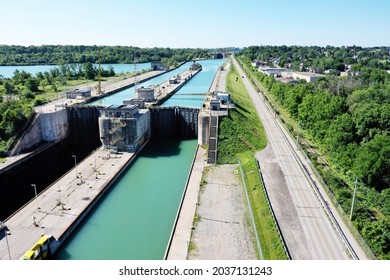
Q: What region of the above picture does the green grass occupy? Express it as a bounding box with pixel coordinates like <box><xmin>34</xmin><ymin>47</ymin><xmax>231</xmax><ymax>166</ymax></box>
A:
<box><xmin>217</xmin><ymin>63</ymin><xmax>287</xmax><ymax>259</ymax></box>
<box><xmin>218</xmin><ymin>65</ymin><xmax>266</xmax><ymax>163</ymax></box>
<box><xmin>239</xmin><ymin>154</ymin><xmax>288</xmax><ymax>260</ymax></box>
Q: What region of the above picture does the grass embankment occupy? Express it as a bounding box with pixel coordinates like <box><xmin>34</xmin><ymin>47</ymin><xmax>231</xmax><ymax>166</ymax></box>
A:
<box><xmin>218</xmin><ymin>63</ymin><xmax>287</xmax><ymax>260</ymax></box>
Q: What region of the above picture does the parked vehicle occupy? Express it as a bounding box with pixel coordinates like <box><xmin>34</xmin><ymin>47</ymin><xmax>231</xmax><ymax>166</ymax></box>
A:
<box><xmin>22</xmin><ymin>235</ymin><xmax>60</xmax><ymax>260</ymax></box>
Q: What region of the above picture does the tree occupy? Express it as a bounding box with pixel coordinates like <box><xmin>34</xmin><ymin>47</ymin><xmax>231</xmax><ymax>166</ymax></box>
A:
<box><xmin>353</xmin><ymin>133</ymin><xmax>390</xmax><ymax>190</ymax></box>
<box><xmin>4</xmin><ymin>81</ymin><xmax>14</xmax><ymax>95</ymax></box>
<box><xmin>25</xmin><ymin>77</ymin><xmax>40</xmax><ymax>92</ymax></box>
<box><xmin>83</xmin><ymin>62</ymin><xmax>96</xmax><ymax>80</ymax></box>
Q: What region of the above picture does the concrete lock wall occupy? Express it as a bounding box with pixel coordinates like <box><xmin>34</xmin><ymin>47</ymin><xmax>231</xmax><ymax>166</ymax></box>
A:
<box><xmin>0</xmin><ymin>138</ymin><xmax>74</xmax><ymax>220</ymax></box>
<box><xmin>136</xmin><ymin>110</ymin><xmax>151</xmax><ymax>143</ymax></box>
<box><xmin>10</xmin><ymin>114</ymin><xmax>43</xmax><ymax>155</ymax></box>
<box><xmin>40</xmin><ymin>109</ymin><xmax>69</xmax><ymax>142</ymax></box>
<box><xmin>98</xmin><ymin>118</ymin><xmax>112</xmax><ymax>148</ymax></box>
<box><xmin>198</xmin><ymin>111</ymin><xmax>210</xmax><ymax>145</ymax></box>
<box><xmin>9</xmin><ymin>109</ymin><xmax>69</xmax><ymax>155</ymax></box>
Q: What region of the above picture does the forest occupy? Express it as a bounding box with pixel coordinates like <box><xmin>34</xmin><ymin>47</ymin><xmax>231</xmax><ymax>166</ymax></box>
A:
<box><xmin>237</xmin><ymin>45</ymin><xmax>389</xmax><ymax>259</ymax></box>
<box><xmin>0</xmin><ymin>45</ymin><xmax>213</xmax><ymax>68</ymax></box>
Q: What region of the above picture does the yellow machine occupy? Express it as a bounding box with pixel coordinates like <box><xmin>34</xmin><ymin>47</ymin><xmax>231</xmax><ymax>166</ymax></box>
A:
<box><xmin>22</xmin><ymin>235</ymin><xmax>60</xmax><ymax>260</ymax></box>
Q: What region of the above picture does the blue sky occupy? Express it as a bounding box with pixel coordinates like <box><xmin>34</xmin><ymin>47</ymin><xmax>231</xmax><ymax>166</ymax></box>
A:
<box><xmin>1</xmin><ymin>0</ymin><xmax>389</xmax><ymax>47</ymax></box>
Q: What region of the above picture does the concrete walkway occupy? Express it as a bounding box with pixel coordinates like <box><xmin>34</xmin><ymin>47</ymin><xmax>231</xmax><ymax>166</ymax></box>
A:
<box><xmin>0</xmin><ymin>145</ymin><xmax>143</xmax><ymax>260</ymax></box>
<box><xmin>154</xmin><ymin>69</ymin><xmax>201</xmax><ymax>104</ymax></box>
<box><xmin>166</xmin><ymin>146</ymin><xmax>207</xmax><ymax>259</ymax></box>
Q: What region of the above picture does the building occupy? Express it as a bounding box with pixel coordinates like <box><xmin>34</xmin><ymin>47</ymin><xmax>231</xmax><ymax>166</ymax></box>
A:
<box><xmin>189</xmin><ymin>61</ymin><xmax>202</xmax><ymax>71</ymax></box>
<box><xmin>251</xmin><ymin>60</ymin><xmax>267</xmax><ymax>68</ymax></box>
<box><xmin>123</xmin><ymin>98</ymin><xmax>146</xmax><ymax>109</ymax></box>
<box><xmin>209</xmin><ymin>97</ymin><xmax>221</xmax><ymax>111</ymax></box>
<box><xmin>275</xmin><ymin>77</ymin><xmax>297</xmax><ymax>84</ymax></box>
<box><xmin>205</xmin><ymin>91</ymin><xmax>233</xmax><ymax>111</ymax></box>
<box><xmin>214</xmin><ymin>91</ymin><xmax>230</xmax><ymax>104</ymax></box>
<box><xmin>291</xmin><ymin>72</ymin><xmax>324</xmax><ymax>83</ymax></box>
<box><xmin>65</xmin><ymin>89</ymin><xmax>91</xmax><ymax>99</ymax></box>
<box><xmin>98</xmin><ymin>104</ymin><xmax>150</xmax><ymax>152</ymax></box>
<box><xmin>258</xmin><ymin>67</ymin><xmax>287</xmax><ymax>77</ymax></box>
<box><xmin>169</xmin><ymin>74</ymin><xmax>181</xmax><ymax>85</ymax></box>
<box><xmin>136</xmin><ymin>87</ymin><xmax>154</xmax><ymax>102</ymax></box>
<box><xmin>151</xmin><ymin>61</ymin><xmax>165</xmax><ymax>71</ymax></box>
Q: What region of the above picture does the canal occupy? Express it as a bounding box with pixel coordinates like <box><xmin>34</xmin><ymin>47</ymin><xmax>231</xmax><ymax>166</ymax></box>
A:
<box><xmin>55</xmin><ymin>59</ymin><xmax>224</xmax><ymax>259</ymax></box>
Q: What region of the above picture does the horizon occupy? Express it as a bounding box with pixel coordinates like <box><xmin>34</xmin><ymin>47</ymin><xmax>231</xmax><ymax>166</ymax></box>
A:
<box><xmin>1</xmin><ymin>0</ymin><xmax>389</xmax><ymax>48</ymax></box>
<box><xmin>1</xmin><ymin>44</ymin><xmax>389</xmax><ymax>49</ymax></box>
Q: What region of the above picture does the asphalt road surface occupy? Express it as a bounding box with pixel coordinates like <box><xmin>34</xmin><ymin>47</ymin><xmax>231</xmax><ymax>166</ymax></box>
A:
<box><xmin>232</xmin><ymin>57</ymin><xmax>356</xmax><ymax>260</ymax></box>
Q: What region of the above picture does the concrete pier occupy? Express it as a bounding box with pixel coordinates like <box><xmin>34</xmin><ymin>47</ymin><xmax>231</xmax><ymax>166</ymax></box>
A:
<box><xmin>165</xmin><ymin>61</ymin><xmax>229</xmax><ymax>259</ymax></box>
<box><xmin>0</xmin><ymin>143</ymin><xmax>146</xmax><ymax>260</ymax></box>
<box><xmin>152</xmin><ymin>68</ymin><xmax>202</xmax><ymax>105</ymax></box>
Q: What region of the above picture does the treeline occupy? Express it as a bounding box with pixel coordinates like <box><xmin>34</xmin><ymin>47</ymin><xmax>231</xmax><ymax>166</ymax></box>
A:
<box><xmin>237</xmin><ymin>50</ymin><xmax>390</xmax><ymax>259</ymax></box>
<box><xmin>0</xmin><ymin>45</ymin><xmax>213</xmax><ymax>67</ymax></box>
<box><xmin>241</xmin><ymin>45</ymin><xmax>390</xmax><ymax>73</ymax></box>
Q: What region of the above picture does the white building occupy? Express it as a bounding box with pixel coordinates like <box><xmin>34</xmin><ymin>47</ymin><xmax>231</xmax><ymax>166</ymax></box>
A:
<box><xmin>136</xmin><ymin>87</ymin><xmax>154</xmax><ymax>102</ymax></box>
<box><xmin>258</xmin><ymin>67</ymin><xmax>287</xmax><ymax>77</ymax></box>
<box><xmin>65</xmin><ymin>89</ymin><xmax>91</xmax><ymax>99</ymax></box>
<box><xmin>291</xmin><ymin>72</ymin><xmax>324</xmax><ymax>83</ymax></box>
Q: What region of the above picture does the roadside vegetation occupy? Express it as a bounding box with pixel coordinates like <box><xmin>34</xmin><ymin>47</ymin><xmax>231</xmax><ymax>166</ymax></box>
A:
<box><xmin>236</xmin><ymin>46</ymin><xmax>390</xmax><ymax>259</ymax></box>
<box><xmin>217</xmin><ymin>63</ymin><xmax>287</xmax><ymax>259</ymax></box>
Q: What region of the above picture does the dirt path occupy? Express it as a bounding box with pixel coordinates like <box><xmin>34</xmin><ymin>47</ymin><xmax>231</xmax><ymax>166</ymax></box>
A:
<box><xmin>187</xmin><ymin>164</ymin><xmax>257</xmax><ymax>260</ymax></box>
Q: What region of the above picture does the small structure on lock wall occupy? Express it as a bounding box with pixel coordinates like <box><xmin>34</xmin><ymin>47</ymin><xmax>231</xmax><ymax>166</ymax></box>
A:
<box><xmin>98</xmin><ymin>103</ymin><xmax>150</xmax><ymax>152</ymax></box>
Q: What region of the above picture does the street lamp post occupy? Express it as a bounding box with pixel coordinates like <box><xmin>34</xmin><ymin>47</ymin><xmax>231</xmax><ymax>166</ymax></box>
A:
<box><xmin>350</xmin><ymin>177</ymin><xmax>359</xmax><ymax>220</ymax></box>
<box><xmin>31</xmin><ymin>184</ymin><xmax>39</xmax><ymax>210</ymax></box>
<box><xmin>5</xmin><ymin>231</ymin><xmax>11</xmax><ymax>260</ymax></box>
<box><xmin>72</xmin><ymin>155</ymin><xmax>78</xmax><ymax>178</ymax></box>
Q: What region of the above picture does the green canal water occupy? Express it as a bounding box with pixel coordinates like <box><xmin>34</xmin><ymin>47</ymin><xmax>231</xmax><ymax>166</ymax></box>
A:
<box><xmin>55</xmin><ymin>138</ymin><xmax>198</xmax><ymax>260</ymax></box>
<box><xmin>55</xmin><ymin>59</ymin><xmax>224</xmax><ymax>259</ymax></box>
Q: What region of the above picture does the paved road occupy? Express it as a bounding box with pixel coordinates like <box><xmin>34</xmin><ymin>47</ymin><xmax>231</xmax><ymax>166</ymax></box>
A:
<box><xmin>232</xmin><ymin>57</ymin><xmax>355</xmax><ymax>259</ymax></box>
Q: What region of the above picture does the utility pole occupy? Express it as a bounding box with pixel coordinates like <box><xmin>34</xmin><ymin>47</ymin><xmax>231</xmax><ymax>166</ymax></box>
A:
<box><xmin>134</xmin><ymin>52</ymin><xmax>138</xmax><ymax>96</ymax></box>
<box><xmin>350</xmin><ymin>177</ymin><xmax>358</xmax><ymax>220</ymax></box>
<box><xmin>31</xmin><ymin>184</ymin><xmax>39</xmax><ymax>210</ymax></box>
<box><xmin>72</xmin><ymin>155</ymin><xmax>78</xmax><ymax>178</ymax></box>
<box><xmin>296</xmin><ymin>123</ymin><xmax>300</xmax><ymax>148</ymax></box>
<box><xmin>97</xmin><ymin>47</ymin><xmax>102</xmax><ymax>95</ymax></box>
<box><xmin>5</xmin><ymin>231</ymin><xmax>12</xmax><ymax>260</ymax></box>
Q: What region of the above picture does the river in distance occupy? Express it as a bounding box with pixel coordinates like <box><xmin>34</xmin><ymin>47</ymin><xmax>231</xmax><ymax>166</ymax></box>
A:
<box><xmin>0</xmin><ymin>63</ymin><xmax>151</xmax><ymax>78</ymax></box>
